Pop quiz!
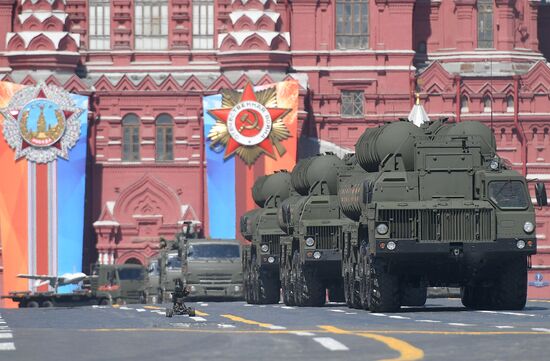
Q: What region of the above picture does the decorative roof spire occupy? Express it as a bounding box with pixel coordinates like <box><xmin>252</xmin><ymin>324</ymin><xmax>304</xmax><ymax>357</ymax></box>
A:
<box><xmin>408</xmin><ymin>93</ymin><xmax>430</xmax><ymax>127</ymax></box>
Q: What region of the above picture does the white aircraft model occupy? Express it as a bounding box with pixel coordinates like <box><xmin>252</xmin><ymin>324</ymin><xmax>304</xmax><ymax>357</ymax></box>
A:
<box><xmin>17</xmin><ymin>272</ymin><xmax>88</xmax><ymax>292</ymax></box>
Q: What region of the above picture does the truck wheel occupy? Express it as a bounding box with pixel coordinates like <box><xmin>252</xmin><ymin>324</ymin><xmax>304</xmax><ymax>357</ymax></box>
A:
<box><xmin>41</xmin><ymin>300</ymin><xmax>54</xmax><ymax>308</ymax></box>
<box><xmin>358</xmin><ymin>249</ymin><xmax>370</xmax><ymax>310</ymax></box>
<box><xmin>328</xmin><ymin>284</ymin><xmax>345</xmax><ymax>303</ymax></box>
<box><xmin>400</xmin><ymin>286</ymin><xmax>427</xmax><ymax>307</ymax></box>
<box><xmin>99</xmin><ymin>298</ymin><xmax>111</xmax><ymax>306</ymax></box>
<box><xmin>293</xmin><ymin>251</ymin><xmax>325</xmax><ymax>307</ymax></box>
<box><xmin>489</xmin><ymin>256</ymin><xmax>528</xmax><ymax>310</ymax></box>
<box><xmin>258</xmin><ymin>271</ymin><xmax>280</xmax><ymax>304</ymax></box>
<box><xmin>282</xmin><ymin>259</ymin><xmax>295</xmax><ymax>306</ymax></box>
<box><xmin>367</xmin><ymin>256</ymin><xmax>400</xmax><ymax>313</ymax></box>
<box><xmin>27</xmin><ymin>301</ymin><xmax>39</xmax><ymax>308</ymax></box>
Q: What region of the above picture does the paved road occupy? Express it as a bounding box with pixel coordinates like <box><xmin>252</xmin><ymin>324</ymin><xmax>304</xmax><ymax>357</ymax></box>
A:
<box><xmin>1</xmin><ymin>298</ymin><xmax>550</xmax><ymax>361</ymax></box>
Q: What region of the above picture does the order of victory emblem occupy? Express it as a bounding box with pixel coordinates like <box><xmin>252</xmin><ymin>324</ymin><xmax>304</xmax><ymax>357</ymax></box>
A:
<box><xmin>207</xmin><ymin>83</ymin><xmax>291</xmax><ymax>165</ymax></box>
<box><xmin>0</xmin><ymin>83</ymin><xmax>83</xmax><ymax>163</ymax></box>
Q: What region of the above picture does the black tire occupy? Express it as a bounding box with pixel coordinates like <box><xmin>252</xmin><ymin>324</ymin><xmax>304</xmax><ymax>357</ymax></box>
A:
<box><xmin>358</xmin><ymin>247</ymin><xmax>370</xmax><ymax>310</ymax></box>
<box><xmin>258</xmin><ymin>271</ymin><xmax>280</xmax><ymax>304</ymax></box>
<box><xmin>347</xmin><ymin>266</ymin><xmax>362</xmax><ymax>309</ymax></box>
<box><xmin>99</xmin><ymin>298</ymin><xmax>111</xmax><ymax>306</ymax></box>
<box><xmin>41</xmin><ymin>300</ymin><xmax>54</xmax><ymax>308</ymax></box>
<box><xmin>400</xmin><ymin>286</ymin><xmax>427</xmax><ymax>307</ymax></box>
<box><xmin>328</xmin><ymin>283</ymin><xmax>345</xmax><ymax>303</ymax></box>
<box><xmin>461</xmin><ymin>285</ymin><xmax>491</xmax><ymax>309</ymax></box>
<box><xmin>282</xmin><ymin>257</ymin><xmax>295</xmax><ymax>306</ymax></box>
<box><xmin>292</xmin><ymin>251</ymin><xmax>325</xmax><ymax>307</ymax></box>
<box><xmin>367</xmin><ymin>256</ymin><xmax>400</xmax><ymax>313</ymax></box>
<box><xmin>489</xmin><ymin>256</ymin><xmax>528</xmax><ymax>310</ymax></box>
<box><xmin>27</xmin><ymin>301</ymin><xmax>39</xmax><ymax>308</ymax></box>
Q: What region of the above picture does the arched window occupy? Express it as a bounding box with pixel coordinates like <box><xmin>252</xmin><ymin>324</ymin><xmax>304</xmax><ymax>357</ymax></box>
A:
<box><xmin>122</xmin><ymin>114</ymin><xmax>140</xmax><ymax>161</ymax></box>
<box><xmin>506</xmin><ymin>95</ymin><xmax>514</xmax><ymax>112</ymax></box>
<box><xmin>483</xmin><ymin>95</ymin><xmax>492</xmax><ymax>113</ymax></box>
<box><xmin>460</xmin><ymin>95</ymin><xmax>469</xmax><ymax>113</ymax></box>
<box><xmin>478</xmin><ymin>0</ymin><xmax>493</xmax><ymax>48</ymax></box>
<box><xmin>336</xmin><ymin>0</ymin><xmax>369</xmax><ymax>49</ymax></box>
<box><xmin>156</xmin><ymin>114</ymin><xmax>173</xmax><ymax>161</ymax></box>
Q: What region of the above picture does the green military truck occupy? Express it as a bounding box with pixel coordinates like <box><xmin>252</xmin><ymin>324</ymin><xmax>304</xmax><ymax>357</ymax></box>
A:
<box><xmin>278</xmin><ymin>154</ymin><xmax>355</xmax><ymax>306</ymax></box>
<box><xmin>338</xmin><ymin>120</ymin><xmax>542</xmax><ymax>312</ymax></box>
<box><xmin>241</xmin><ymin>172</ymin><xmax>293</xmax><ymax>304</ymax></box>
<box><xmin>4</xmin><ymin>264</ymin><xmax>147</xmax><ymax>307</ymax></box>
<box><xmin>182</xmin><ymin>238</ymin><xmax>243</xmax><ymax>300</ymax></box>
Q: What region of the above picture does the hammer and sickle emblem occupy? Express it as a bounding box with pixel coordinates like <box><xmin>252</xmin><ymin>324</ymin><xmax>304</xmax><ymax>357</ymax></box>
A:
<box><xmin>238</xmin><ymin>111</ymin><xmax>261</xmax><ymax>132</ymax></box>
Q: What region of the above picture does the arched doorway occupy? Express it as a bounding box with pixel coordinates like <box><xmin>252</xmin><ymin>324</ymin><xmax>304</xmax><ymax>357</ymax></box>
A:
<box><xmin>124</xmin><ymin>258</ymin><xmax>142</xmax><ymax>265</ymax></box>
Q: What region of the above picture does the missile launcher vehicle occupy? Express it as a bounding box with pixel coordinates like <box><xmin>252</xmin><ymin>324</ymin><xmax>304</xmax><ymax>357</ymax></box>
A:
<box><xmin>278</xmin><ymin>154</ymin><xmax>356</xmax><ymax>306</ymax></box>
<box><xmin>241</xmin><ymin>171</ymin><xmax>293</xmax><ymax>304</ymax></box>
<box><xmin>241</xmin><ymin>118</ymin><xmax>545</xmax><ymax>312</ymax></box>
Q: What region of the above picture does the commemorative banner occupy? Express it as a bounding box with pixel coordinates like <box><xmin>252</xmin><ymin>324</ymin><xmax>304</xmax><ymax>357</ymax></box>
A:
<box><xmin>203</xmin><ymin>81</ymin><xmax>299</xmax><ymax>238</ymax></box>
<box><xmin>0</xmin><ymin>82</ymin><xmax>88</xmax><ymax>306</ymax></box>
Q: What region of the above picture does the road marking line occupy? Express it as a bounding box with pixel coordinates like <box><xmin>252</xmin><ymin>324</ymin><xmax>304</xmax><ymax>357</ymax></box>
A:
<box><xmin>292</xmin><ymin>331</ymin><xmax>316</xmax><ymax>336</ymax></box>
<box><xmin>79</xmin><ymin>328</ymin><xmax>550</xmax><ymax>336</ymax></box>
<box><xmin>217</xmin><ymin>324</ymin><xmax>236</xmax><ymax>329</ymax></box>
<box><xmin>345</xmin><ymin>312</ymin><xmax>357</xmax><ymax>315</ymax></box>
<box><xmin>389</xmin><ymin>316</ymin><xmax>411</xmax><ymax>320</ymax></box>
<box><xmin>136</xmin><ymin>309</ymin><xmax>146</xmax><ymax>312</ymax></box>
<box><xmin>370</xmin><ymin>313</ymin><xmax>387</xmax><ymax>317</ymax></box>
<box><xmin>221</xmin><ymin>314</ymin><xmax>285</xmax><ymax>330</ymax></box>
<box><xmin>320</xmin><ymin>325</ymin><xmax>424</xmax><ymax>361</ymax></box>
<box><xmin>0</xmin><ymin>326</ymin><xmax>9</xmax><ymax>329</ymax></box>
<box><xmin>532</xmin><ymin>328</ymin><xmax>550</xmax><ymax>332</ymax></box>
<box><xmin>477</xmin><ymin>310</ymin><xmax>535</xmax><ymax>317</ymax></box>
<box><xmin>281</xmin><ymin>306</ymin><xmax>296</xmax><ymax>310</ymax></box>
<box><xmin>112</xmin><ymin>305</ymin><xmax>120</xmax><ymax>308</ymax></box>
<box><xmin>195</xmin><ymin>310</ymin><xmax>209</xmax><ymax>316</ymax></box>
<box><xmin>0</xmin><ymin>334</ymin><xmax>13</xmax><ymax>339</ymax></box>
<box><xmin>189</xmin><ymin>317</ymin><xmax>207</xmax><ymax>322</ymax></box>
<box><xmin>329</xmin><ymin>309</ymin><xmax>346</xmax><ymax>313</ymax></box>
<box><xmin>259</xmin><ymin>305</ymin><xmax>266</xmax><ymax>308</ymax></box>
<box><xmin>0</xmin><ymin>342</ymin><xmax>15</xmax><ymax>351</ymax></box>
<box><xmin>119</xmin><ymin>306</ymin><xmax>131</xmax><ymax>310</ymax></box>
<box><xmin>0</xmin><ymin>330</ymin><xmax>11</xmax><ymax>332</ymax></box>
<box><xmin>529</xmin><ymin>300</ymin><xmax>550</xmax><ymax>303</ymax></box>
<box><xmin>0</xmin><ymin>322</ymin><xmax>6</xmax><ymax>324</ymax></box>
<box><xmin>172</xmin><ymin>323</ymin><xmax>191</xmax><ymax>328</ymax></box>
<box><xmin>313</xmin><ymin>337</ymin><xmax>349</xmax><ymax>351</ymax></box>
<box><xmin>494</xmin><ymin>326</ymin><xmax>514</xmax><ymax>329</ymax></box>
<box><xmin>243</xmin><ymin>304</ymin><xmax>253</xmax><ymax>307</ymax></box>
<box><xmin>143</xmin><ymin>305</ymin><xmax>165</xmax><ymax>310</ymax></box>
<box><xmin>415</xmin><ymin>320</ymin><xmax>441</xmax><ymax>323</ymax></box>
<box><xmin>199</xmin><ymin>303</ymin><xmax>208</xmax><ymax>307</ymax></box>
<box><xmin>448</xmin><ymin>323</ymin><xmax>475</xmax><ymax>327</ymax></box>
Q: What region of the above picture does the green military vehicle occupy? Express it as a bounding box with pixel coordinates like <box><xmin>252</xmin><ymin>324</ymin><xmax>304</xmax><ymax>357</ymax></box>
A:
<box><xmin>338</xmin><ymin>119</ymin><xmax>542</xmax><ymax>311</ymax></box>
<box><xmin>4</xmin><ymin>264</ymin><xmax>147</xmax><ymax>307</ymax></box>
<box><xmin>182</xmin><ymin>238</ymin><xmax>243</xmax><ymax>300</ymax></box>
<box><xmin>241</xmin><ymin>172</ymin><xmax>293</xmax><ymax>304</ymax></box>
<box><xmin>91</xmin><ymin>264</ymin><xmax>148</xmax><ymax>305</ymax></box>
<box><xmin>278</xmin><ymin>154</ymin><xmax>355</xmax><ymax>306</ymax></box>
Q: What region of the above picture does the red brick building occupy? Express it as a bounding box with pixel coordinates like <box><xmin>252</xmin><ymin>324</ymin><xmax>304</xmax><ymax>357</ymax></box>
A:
<box><xmin>1</xmin><ymin>0</ymin><xmax>550</xmax><ymax>297</ymax></box>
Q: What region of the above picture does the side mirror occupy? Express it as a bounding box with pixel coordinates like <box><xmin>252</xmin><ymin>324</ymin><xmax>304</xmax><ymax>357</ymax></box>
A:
<box><xmin>535</xmin><ymin>182</ymin><xmax>548</xmax><ymax>206</ymax></box>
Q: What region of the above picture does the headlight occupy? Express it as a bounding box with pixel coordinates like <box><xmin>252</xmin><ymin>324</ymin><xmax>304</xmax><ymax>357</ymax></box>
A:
<box><xmin>387</xmin><ymin>241</ymin><xmax>397</xmax><ymax>251</ymax></box>
<box><xmin>376</xmin><ymin>223</ymin><xmax>389</xmax><ymax>235</ymax></box>
<box><xmin>260</xmin><ymin>244</ymin><xmax>269</xmax><ymax>253</ymax></box>
<box><xmin>313</xmin><ymin>251</ymin><xmax>321</xmax><ymax>259</ymax></box>
<box><xmin>305</xmin><ymin>237</ymin><xmax>315</xmax><ymax>247</ymax></box>
<box><xmin>524</xmin><ymin>221</ymin><xmax>535</xmax><ymax>233</ymax></box>
<box><xmin>489</xmin><ymin>159</ymin><xmax>499</xmax><ymax>171</ymax></box>
<box><xmin>234</xmin><ymin>285</ymin><xmax>241</xmax><ymax>292</ymax></box>
<box><xmin>516</xmin><ymin>240</ymin><xmax>526</xmax><ymax>249</ymax></box>
<box><xmin>267</xmin><ymin>256</ymin><xmax>275</xmax><ymax>264</ymax></box>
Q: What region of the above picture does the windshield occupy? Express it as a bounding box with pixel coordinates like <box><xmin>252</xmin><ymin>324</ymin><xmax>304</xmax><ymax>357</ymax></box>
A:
<box><xmin>166</xmin><ymin>254</ymin><xmax>182</xmax><ymax>270</ymax></box>
<box><xmin>188</xmin><ymin>244</ymin><xmax>240</xmax><ymax>259</ymax></box>
<box><xmin>488</xmin><ymin>180</ymin><xmax>529</xmax><ymax>209</ymax></box>
<box><xmin>147</xmin><ymin>260</ymin><xmax>159</xmax><ymax>276</ymax></box>
<box><xmin>118</xmin><ymin>267</ymin><xmax>145</xmax><ymax>281</ymax></box>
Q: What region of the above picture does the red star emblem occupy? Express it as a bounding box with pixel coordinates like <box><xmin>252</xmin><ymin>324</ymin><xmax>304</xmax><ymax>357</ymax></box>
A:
<box><xmin>208</xmin><ymin>83</ymin><xmax>289</xmax><ymax>159</ymax></box>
